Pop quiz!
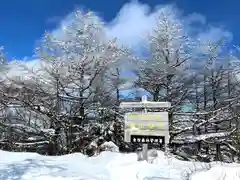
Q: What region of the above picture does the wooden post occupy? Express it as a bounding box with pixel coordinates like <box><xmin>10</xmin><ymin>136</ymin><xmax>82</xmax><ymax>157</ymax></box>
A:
<box><xmin>142</xmin><ymin>143</ymin><xmax>148</xmax><ymax>161</ymax></box>
<box><xmin>142</xmin><ymin>95</ymin><xmax>148</xmax><ymax>161</ymax></box>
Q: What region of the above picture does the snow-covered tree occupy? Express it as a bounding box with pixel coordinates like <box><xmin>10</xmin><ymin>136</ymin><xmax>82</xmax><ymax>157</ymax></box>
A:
<box><xmin>133</xmin><ymin>6</ymin><xmax>194</xmax><ymax>144</ymax></box>
<box><xmin>0</xmin><ymin>10</ymin><xmax>129</xmax><ymax>154</ymax></box>
<box><xmin>37</xmin><ymin>10</ymin><xmax>128</xmax><ymax>121</ymax></box>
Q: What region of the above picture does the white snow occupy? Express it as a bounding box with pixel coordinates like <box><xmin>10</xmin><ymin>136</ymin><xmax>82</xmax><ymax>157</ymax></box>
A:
<box><xmin>0</xmin><ymin>150</ymin><xmax>239</xmax><ymax>180</ymax></box>
<box><xmin>100</xmin><ymin>141</ymin><xmax>119</xmax><ymax>152</ymax></box>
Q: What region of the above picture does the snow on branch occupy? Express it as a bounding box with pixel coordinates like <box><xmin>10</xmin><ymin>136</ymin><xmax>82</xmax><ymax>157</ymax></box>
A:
<box><xmin>173</xmin><ymin>129</ymin><xmax>236</xmax><ymax>144</ymax></box>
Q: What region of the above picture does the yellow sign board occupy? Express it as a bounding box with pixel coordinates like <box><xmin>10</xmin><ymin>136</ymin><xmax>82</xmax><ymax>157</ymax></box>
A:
<box><xmin>126</xmin><ymin>113</ymin><xmax>162</xmax><ymax>121</ymax></box>
<box><xmin>127</xmin><ymin>122</ymin><xmax>162</xmax><ymax>130</ymax></box>
<box><xmin>125</xmin><ymin>112</ymin><xmax>168</xmax><ymax>130</ymax></box>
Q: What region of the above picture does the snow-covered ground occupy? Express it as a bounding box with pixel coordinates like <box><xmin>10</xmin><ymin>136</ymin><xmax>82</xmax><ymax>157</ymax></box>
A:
<box><xmin>0</xmin><ymin>150</ymin><xmax>240</xmax><ymax>180</ymax></box>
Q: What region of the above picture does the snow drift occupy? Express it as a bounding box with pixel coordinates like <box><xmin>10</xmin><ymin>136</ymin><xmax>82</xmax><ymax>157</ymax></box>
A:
<box><xmin>0</xmin><ymin>150</ymin><xmax>239</xmax><ymax>180</ymax></box>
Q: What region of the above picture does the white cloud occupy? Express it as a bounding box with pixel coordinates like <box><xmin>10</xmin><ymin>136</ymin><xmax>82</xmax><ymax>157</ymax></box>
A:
<box><xmin>106</xmin><ymin>1</ymin><xmax>158</xmax><ymax>48</ymax></box>
<box><xmin>197</xmin><ymin>26</ymin><xmax>232</xmax><ymax>44</ymax></box>
<box><xmin>5</xmin><ymin>59</ymin><xmax>46</xmax><ymax>80</ymax></box>
<box><xmin>7</xmin><ymin>1</ymin><xmax>233</xmax><ymax>77</ymax></box>
<box><xmin>185</xmin><ymin>12</ymin><xmax>206</xmax><ymax>25</ymax></box>
<box><xmin>50</xmin><ymin>1</ymin><xmax>232</xmax><ymax>49</ymax></box>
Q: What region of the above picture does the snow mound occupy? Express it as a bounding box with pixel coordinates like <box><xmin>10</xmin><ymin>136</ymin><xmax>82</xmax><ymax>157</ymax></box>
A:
<box><xmin>0</xmin><ymin>150</ymin><xmax>239</xmax><ymax>180</ymax></box>
<box><xmin>100</xmin><ymin>141</ymin><xmax>119</xmax><ymax>152</ymax></box>
<box><xmin>191</xmin><ymin>165</ymin><xmax>240</xmax><ymax>180</ymax></box>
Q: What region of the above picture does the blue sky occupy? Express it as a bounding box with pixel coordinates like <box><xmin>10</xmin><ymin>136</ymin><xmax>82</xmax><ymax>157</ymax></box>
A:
<box><xmin>0</xmin><ymin>0</ymin><xmax>239</xmax><ymax>60</ymax></box>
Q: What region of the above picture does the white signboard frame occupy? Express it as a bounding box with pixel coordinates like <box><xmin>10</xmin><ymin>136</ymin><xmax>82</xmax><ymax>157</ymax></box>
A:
<box><xmin>120</xmin><ymin>101</ymin><xmax>171</xmax><ymax>108</ymax></box>
<box><xmin>124</xmin><ymin>112</ymin><xmax>170</xmax><ymax>144</ymax></box>
<box><xmin>120</xmin><ymin>96</ymin><xmax>171</xmax><ymax>161</ymax></box>
<box><xmin>120</xmin><ymin>96</ymin><xmax>171</xmax><ymax>144</ymax></box>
